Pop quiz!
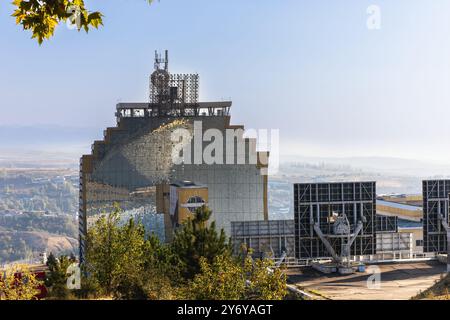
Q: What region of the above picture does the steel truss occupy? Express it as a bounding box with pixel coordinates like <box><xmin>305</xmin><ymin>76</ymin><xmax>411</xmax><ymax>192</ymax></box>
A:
<box><xmin>423</xmin><ymin>180</ymin><xmax>449</xmax><ymax>253</ymax></box>
<box><xmin>294</xmin><ymin>182</ymin><xmax>376</xmax><ymax>260</ymax></box>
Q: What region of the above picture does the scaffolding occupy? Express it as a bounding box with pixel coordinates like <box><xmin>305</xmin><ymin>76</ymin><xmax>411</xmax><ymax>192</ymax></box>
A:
<box><xmin>376</xmin><ymin>215</ymin><xmax>398</xmax><ymax>233</ymax></box>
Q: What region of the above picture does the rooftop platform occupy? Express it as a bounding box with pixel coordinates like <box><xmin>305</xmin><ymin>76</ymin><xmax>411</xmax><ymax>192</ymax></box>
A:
<box><xmin>116</xmin><ymin>101</ymin><xmax>232</xmax><ymax>118</ymax></box>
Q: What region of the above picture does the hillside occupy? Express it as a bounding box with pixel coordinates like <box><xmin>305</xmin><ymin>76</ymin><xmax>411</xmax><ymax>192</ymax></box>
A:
<box><xmin>0</xmin><ymin>230</ymin><xmax>77</xmax><ymax>264</ymax></box>
<box><xmin>413</xmin><ymin>274</ymin><xmax>450</xmax><ymax>300</ymax></box>
<box><xmin>0</xmin><ymin>211</ymin><xmax>78</xmax><ymax>263</ymax></box>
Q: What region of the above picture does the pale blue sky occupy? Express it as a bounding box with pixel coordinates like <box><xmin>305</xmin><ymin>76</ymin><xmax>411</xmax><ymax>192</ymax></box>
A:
<box><xmin>1</xmin><ymin>1</ymin><xmax>450</xmax><ymax>162</ymax></box>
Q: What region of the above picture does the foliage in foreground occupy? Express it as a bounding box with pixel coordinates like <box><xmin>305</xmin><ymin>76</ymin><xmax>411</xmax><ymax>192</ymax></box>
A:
<box><xmin>80</xmin><ymin>204</ymin><xmax>180</xmax><ymax>299</ymax></box>
<box><xmin>45</xmin><ymin>252</ymin><xmax>77</xmax><ymax>299</ymax></box>
<box><xmin>11</xmin><ymin>0</ymin><xmax>153</xmax><ymax>44</ymax></box>
<box><xmin>0</xmin><ymin>204</ymin><xmax>288</xmax><ymax>300</ymax></box>
<box><xmin>183</xmin><ymin>254</ymin><xmax>287</xmax><ymax>300</ymax></box>
<box><xmin>171</xmin><ymin>205</ymin><xmax>231</xmax><ymax>279</ymax></box>
<box><xmin>79</xmin><ymin>204</ymin><xmax>287</xmax><ymax>300</ymax></box>
<box><xmin>0</xmin><ymin>264</ymin><xmax>43</xmax><ymax>300</ymax></box>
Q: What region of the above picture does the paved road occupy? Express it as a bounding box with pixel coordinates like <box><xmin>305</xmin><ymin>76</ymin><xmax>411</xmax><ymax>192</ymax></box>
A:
<box><xmin>287</xmin><ymin>261</ymin><xmax>447</xmax><ymax>300</ymax></box>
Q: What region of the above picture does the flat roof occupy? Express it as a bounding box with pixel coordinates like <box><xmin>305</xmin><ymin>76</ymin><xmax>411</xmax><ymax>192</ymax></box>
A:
<box><xmin>171</xmin><ymin>180</ymin><xmax>206</xmax><ymax>188</ymax></box>
<box><xmin>116</xmin><ymin>101</ymin><xmax>232</xmax><ymax>109</ymax></box>
<box><xmin>398</xmin><ymin>218</ymin><xmax>422</xmax><ymax>229</ymax></box>
<box><xmin>294</xmin><ymin>181</ymin><xmax>376</xmax><ymax>185</ymax></box>
<box><xmin>377</xmin><ymin>200</ymin><xmax>422</xmax><ymax>211</ymax></box>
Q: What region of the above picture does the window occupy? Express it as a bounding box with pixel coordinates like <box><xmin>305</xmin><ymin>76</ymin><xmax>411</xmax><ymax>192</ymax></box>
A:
<box><xmin>416</xmin><ymin>240</ymin><xmax>423</xmax><ymax>247</ymax></box>
<box><xmin>186</xmin><ymin>196</ymin><xmax>205</xmax><ymax>213</ymax></box>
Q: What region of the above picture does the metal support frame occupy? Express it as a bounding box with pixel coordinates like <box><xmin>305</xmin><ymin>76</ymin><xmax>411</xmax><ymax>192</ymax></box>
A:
<box><xmin>438</xmin><ymin>212</ymin><xmax>450</xmax><ymax>272</ymax></box>
<box><xmin>313</xmin><ymin>221</ymin><xmax>363</xmax><ymax>266</ymax></box>
<box><xmin>423</xmin><ymin>180</ymin><xmax>449</xmax><ymax>254</ymax></box>
<box><xmin>231</xmin><ymin>220</ymin><xmax>295</xmax><ymax>258</ymax></box>
<box><xmin>294</xmin><ymin>182</ymin><xmax>376</xmax><ymax>260</ymax></box>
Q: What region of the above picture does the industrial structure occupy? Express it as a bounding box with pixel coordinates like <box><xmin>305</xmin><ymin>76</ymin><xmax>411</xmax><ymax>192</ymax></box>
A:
<box><xmin>376</xmin><ymin>214</ymin><xmax>398</xmax><ymax>232</ymax></box>
<box><xmin>293</xmin><ymin>182</ymin><xmax>376</xmax><ymax>271</ymax></box>
<box><xmin>231</xmin><ymin>214</ymin><xmax>398</xmax><ymax>261</ymax></box>
<box><xmin>76</xmin><ymin>50</ymin><xmax>448</xmax><ymax>275</ymax></box>
<box><xmin>423</xmin><ymin>180</ymin><xmax>450</xmax><ymax>271</ymax></box>
<box><xmin>231</xmin><ymin>220</ymin><xmax>295</xmax><ymax>258</ymax></box>
<box><xmin>230</xmin><ymin>181</ymin><xmax>428</xmax><ymax>272</ymax></box>
<box><xmin>79</xmin><ymin>51</ymin><xmax>269</xmax><ymax>262</ymax></box>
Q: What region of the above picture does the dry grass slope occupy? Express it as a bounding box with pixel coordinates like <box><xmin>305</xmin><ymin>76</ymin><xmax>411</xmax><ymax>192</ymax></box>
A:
<box><xmin>413</xmin><ymin>274</ymin><xmax>450</xmax><ymax>300</ymax></box>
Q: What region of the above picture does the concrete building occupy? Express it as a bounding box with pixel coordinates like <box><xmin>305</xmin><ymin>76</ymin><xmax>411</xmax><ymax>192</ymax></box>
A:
<box><xmin>398</xmin><ymin>223</ymin><xmax>423</xmax><ymax>254</ymax></box>
<box><xmin>376</xmin><ymin>199</ymin><xmax>422</xmax><ymax>222</ymax></box>
<box><xmin>79</xmin><ymin>51</ymin><xmax>269</xmax><ymax>262</ymax></box>
<box><xmin>157</xmin><ymin>181</ymin><xmax>208</xmax><ymax>241</ymax></box>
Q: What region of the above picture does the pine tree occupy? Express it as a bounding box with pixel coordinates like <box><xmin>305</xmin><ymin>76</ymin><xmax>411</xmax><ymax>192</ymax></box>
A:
<box><xmin>171</xmin><ymin>205</ymin><xmax>231</xmax><ymax>279</ymax></box>
<box><xmin>45</xmin><ymin>253</ymin><xmax>76</xmax><ymax>299</ymax></box>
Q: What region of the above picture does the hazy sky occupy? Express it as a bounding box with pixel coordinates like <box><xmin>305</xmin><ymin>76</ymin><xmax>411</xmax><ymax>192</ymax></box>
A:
<box><xmin>1</xmin><ymin>0</ymin><xmax>450</xmax><ymax>162</ymax></box>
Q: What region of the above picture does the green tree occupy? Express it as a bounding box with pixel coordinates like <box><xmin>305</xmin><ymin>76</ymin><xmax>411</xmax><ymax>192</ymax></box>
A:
<box><xmin>141</xmin><ymin>234</ymin><xmax>181</xmax><ymax>299</ymax></box>
<box><xmin>81</xmin><ymin>203</ymin><xmax>286</xmax><ymax>300</ymax></box>
<box><xmin>84</xmin><ymin>204</ymin><xmax>126</xmax><ymax>296</ymax></box>
<box><xmin>185</xmin><ymin>254</ymin><xmax>246</xmax><ymax>300</ymax></box>
<box><xmin>184</xmin><ymin>253</ymin><xmax>287</xmax><ymax>300</ymax></box>
<box><xmin>112</xmin><ymin>218</ymin><xmax>148</xmax><ymax>299</ymax></box>
<box><xmin>171</xmin><ymin>205</ymin><xmax>230</xmax><ymax>279</ymax></box>
<box><xmin>244</xmin><ymin>256</ymin><xmax>287</xmax><ymax>300</ymax></box>
<box><xmin>83</xmin><ymin>203</ymin><xmax>174</xmax><ymax>299</ymax></box>
<box><xmin>12</xmin><ymin>0</ymin><xmax>153</xmax><ymax>44</ymax></box>
<box><xmin>45</xmin><ymin>253</ymin><xmax>76</xmax><ymax>299</ymax></box>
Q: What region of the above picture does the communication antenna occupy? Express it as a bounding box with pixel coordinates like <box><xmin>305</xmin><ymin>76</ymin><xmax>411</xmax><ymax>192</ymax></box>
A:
<box><xmin>154</xmin><ymin>50</ymin><xmax>169</xmax><ymax>72</ymax></box>
<box><xmin>149</xmin><ymin>50</ymin><xmax>199</xmax><ymax>107</ymax></box>
<box><xmin>151</xmin><ymin>50</ymin><xmax>170</xmax><ymax>103</ymax></box>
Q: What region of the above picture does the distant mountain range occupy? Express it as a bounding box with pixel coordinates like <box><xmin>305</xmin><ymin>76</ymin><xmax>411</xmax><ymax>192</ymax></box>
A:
<box><xmin>280</xmin><ymin>155</ymin><xmax>450</xmax><ymax>177</ymax></box>
<box><xmin>0</xmin><ymin>125</ymin><xmax>103</xmax><ymax>168</ymax></box>
<box><xmin>0</xmin><ymin>124</ymin><xmax>101</xmax><ymax>151</ymax></box>
<box><xmin>1</xmin><ymin>125</ymin><xmax>449</xmax><ymax>177</ymax></box>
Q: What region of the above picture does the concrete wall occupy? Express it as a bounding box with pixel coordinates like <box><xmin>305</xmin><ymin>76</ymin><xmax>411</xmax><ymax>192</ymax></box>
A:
<box><xmin>399</xmin><ymin>227</ymin><xmax>423</xmax><ymax>254</ymax></box>
<box><xmin>172</xmin><ymin>164</ymin><xmax>265</xmax><ymax>235</ymax></box>
<box><xmin>376</xmin><ymin>232</ymin><xmax>412</xmax><ymax>253</ymax></box>
<box><xmin>231</xmin><ymin>220</ymin><xmax>295</xmax><ymax>258</ymax></box>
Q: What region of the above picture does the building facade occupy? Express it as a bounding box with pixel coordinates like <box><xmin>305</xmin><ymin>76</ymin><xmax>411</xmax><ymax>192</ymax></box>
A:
<box><xmin>79</xmin><ymin>51</ymin><xmax>268</xmax><ymax>262</ymax></box>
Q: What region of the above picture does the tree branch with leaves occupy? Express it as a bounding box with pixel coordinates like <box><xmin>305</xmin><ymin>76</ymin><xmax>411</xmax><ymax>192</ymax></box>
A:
<box><xmin>0</xmin><ymin>264</ymin><xmax>43</xmax><ymax>300</ymax></box>
<box><xmin>11</xmin><ymin>0</ymin><xmax>153</xmax><ymax>45</ymax></box>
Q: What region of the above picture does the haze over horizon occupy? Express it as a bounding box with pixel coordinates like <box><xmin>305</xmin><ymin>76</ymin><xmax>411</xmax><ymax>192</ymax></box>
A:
<box><xmin>2</xmin><ymin>1</ymin><xmax>450</xmax><ymax>162</ymax></box>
